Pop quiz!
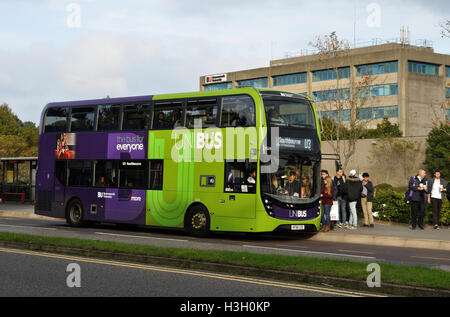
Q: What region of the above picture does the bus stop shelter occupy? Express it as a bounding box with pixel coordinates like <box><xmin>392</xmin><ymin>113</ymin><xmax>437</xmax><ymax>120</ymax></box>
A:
<box><xmin>0</xmin><ymin>157</ymin><xmax>37</xmax><ymax>203</ymax></box>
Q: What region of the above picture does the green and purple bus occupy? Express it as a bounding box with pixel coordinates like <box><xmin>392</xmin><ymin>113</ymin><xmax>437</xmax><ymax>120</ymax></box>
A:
<box><xmin>35</xmin><ymin>88</ymin><xmax>322</xmax><ymax>236</ymax></box>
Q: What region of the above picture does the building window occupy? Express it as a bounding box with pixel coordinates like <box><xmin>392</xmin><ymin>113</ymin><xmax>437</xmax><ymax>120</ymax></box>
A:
<box><xmin>312</xmin><ymin>88</ymin><xmax>350</xmax><ymax>102</ymax></box>
<box><xmin>203</xmin><ymin>82</ymin><xmax>232</xmax><ymax>91</ymax></box>
<box><xmin>356</xmin><ymin>61</ymin><xmax>398</xmax><ymax>77</ymax></box>
<box><xmin>408</xmin><ymin>61</ymin><xmax>439</xmax><ymax>76</ymax></box>
<box><xmin>357</xmin><ymin>106</ymin><xmax>398</xmax><ymax>120</ymax></box>
<box><xmin>237</xmin><ymin>77</ymin><xmax>268</xmax><ymax>88</ymax></box>
<box><xmin>273</xmin><ymin>73</ymin><xmax>307</xmax><ymax>86</ymax></box>
<box><xmin>312</xmin><ymin>67</ymin><xmax>350</xmax><ymax>82</ymax></box>
<box><xmin>357</xmin><ymin>84</ymin><xmax>398</xmax><ymax>98</ymax></box>
<box><xmin>446</xmin><ymin>87</ymin><xmax>450</xmax><ymax>99</ymax></box>
<box><xmin>446</xmin><ymin>109</ymin><xmax>450</xmax><ymax>121</ymax></box>
<box><xmin>446</xmin><ymin>66</ymin><xmax>450</xmax><ymax>78</ymax></box>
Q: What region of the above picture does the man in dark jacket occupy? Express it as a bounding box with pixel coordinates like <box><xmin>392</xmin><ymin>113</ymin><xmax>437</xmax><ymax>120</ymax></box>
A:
<box><xmin>408</xmin><ymin>169</ymin><xmax>428</xmax><ymax>230</ymax></box>
<box><xmin>333</xmin><ymin>168</ymin><xmax>347</xmax><ymax>227</ymax></box>
<box><xmin>345</xmin><ymin>170</ymin><xmax>363</xmax><ymax>229</ymax></box>
<box><xmin>361</xmin><ymin>172</ymin><xmax>374</xmax><ymax>228</ymax></box>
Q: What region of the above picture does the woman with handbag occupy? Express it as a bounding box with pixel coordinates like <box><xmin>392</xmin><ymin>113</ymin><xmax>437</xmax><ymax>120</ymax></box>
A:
<box><xmin>320</xmin><ymin>176</ymin><xmax>334</xmax><ymax>232</ymax></box>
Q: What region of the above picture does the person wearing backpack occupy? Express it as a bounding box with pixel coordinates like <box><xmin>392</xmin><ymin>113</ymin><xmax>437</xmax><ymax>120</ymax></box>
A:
<box><xmin>408</xmin><ymin>169</ymin><xmax>428</xmax><ymax>230</ymax></box>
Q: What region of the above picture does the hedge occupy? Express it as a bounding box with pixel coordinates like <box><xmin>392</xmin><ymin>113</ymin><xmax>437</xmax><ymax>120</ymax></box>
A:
<box><xmin>372</xmin><ymin>189</ymin><xmax>450</xmax><ymax>226</ymax></box>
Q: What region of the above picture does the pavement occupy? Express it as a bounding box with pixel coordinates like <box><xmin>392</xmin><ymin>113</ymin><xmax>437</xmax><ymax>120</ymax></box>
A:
<box><xmin>1</xmin><ymin>202</ymin><xmax>449</xmax><ymax>251</ymax></box>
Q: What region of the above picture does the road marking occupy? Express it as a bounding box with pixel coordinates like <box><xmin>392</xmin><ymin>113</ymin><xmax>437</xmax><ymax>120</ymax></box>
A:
<box><xmin>0</xmin><ymin>247</ymin><xmax>384</xmax><ymax>297</ymax></box>
<box><xmin>339</xmin><ymin>250</ymin><xmax>375</xmax><ymax>255</ymax></box>
<box><xmin>0</xmin><ymin>224</ymin><xmax>57</xmax><ymax>231</ymax></box>
<box><xmin>275</xmin><ymin>244</ymin><xmax>309</xmax><ymax>249</ymax></box>
<box><xmin>95</xmin><ymin>231</ymin><xmax>188</xmax><ymax>242</ymax></box>
<box><xmin>411</xmin><ymin>256</ymin><xmax>450</xmax><ymax>262</ymax></box>
<box><xmin>243</xmin><ymin>245</ymin><xmax>376</xmax><ymax>260</ymax></box>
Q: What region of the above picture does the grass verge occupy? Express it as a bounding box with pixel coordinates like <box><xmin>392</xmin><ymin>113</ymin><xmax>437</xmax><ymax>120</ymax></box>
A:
<box><xmin>0</xmin><ymin>231</ymin><xmax>449</xmax><ymax>296</ymax></box>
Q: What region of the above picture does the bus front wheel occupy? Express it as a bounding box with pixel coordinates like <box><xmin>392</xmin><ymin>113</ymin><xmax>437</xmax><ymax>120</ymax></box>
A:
<box><xmin>185</xmin><ymin>205</ymin><xmax>210</xmax><ymax>237</ymax></box>
<box><xmin>66</xmin><ymin>199</ymin><xmax>85</xmax><ymax>227</ymax></box>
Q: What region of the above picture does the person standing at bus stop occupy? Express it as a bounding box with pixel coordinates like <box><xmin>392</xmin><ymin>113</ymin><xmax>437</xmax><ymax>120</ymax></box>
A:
<box><xmin>427</xmin><ymin>169</ymin><xmax>447</xmax><ymax>230</ymax></box>
<box><xmin>409</xmin><ymin>169</ymin><xmax>428</xmax><ymax>230</ymax></box>
<box><xmin>361</xmin><ymin>172</ymin><xmax>374</xmax><ymax>228</ymax></box>
<box><xmin>346</xmin><ymin>170</ymin><xmax>363</xmax><ymax>229</ymax></box>
<box><xmin>320</xmin><ymin>176</ymin><xmax>334</xmax><ymax>232</ymax></box>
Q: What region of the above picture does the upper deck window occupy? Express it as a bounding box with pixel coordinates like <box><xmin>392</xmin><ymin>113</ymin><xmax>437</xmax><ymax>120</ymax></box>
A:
<box><xmin>97</xmin><ymin>105</ymin><xmax>120</xmax><ymax>131</ymax></box>
<box><xmin>221</xmin><ymin>95</ymin><xmax>256</xmax><ymax>127</ymax></box>
<box><xmin>186</xmin><ymin>99</ymin><xmax>218</xmax><ymax>129</ymax></box>
<box><xmin>70</xmin><ymin>107</ymin><xmax>95</xmax><ymax>132</ymax></box>
<box><xmin>123</xmin><ymin>104</ymin><xmax>151</xmax><ymax>131</ymax></box>
<box><xmin>44</xmin><ymin>107</ymin><xmax>68</xmax><ymax>133</ymax></box>
<box><xmin>152</xmin><ymin>102</ymin><xmax>184</xmax><ymax>130</ymax></box>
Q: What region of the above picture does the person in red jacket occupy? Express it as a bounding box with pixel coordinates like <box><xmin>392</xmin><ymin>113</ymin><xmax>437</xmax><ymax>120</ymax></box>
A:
<box><xmin>320</xmin><ymin>176</ymin><xmax>334</xmax><ymax>232</ymax></box>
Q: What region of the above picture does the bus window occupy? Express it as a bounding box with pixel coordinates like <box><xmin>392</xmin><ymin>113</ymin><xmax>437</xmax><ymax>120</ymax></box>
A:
<box><xmin>221</xmin><ymin>95</ymin><xmax>255</xmax><ymax>127</ymax></box>
<box><xmin>44</xmin><ymin>107</ymin><xmax>68</xmax><ymax>133</ymax></box>
<box><xmin>123</xmin><ymin>104</ymin><xmax>150</xmax><ymax>131</ymax></box>
<box><xmin>149</xmin><ymin>160</ymin><xmax>163</xmax><ymax>190</ymax></box>
<box><xmin>68</xmin><ymin>161</ymin><xmax>93</xmax><ymax>187</ymax></box>
<box><xmin>119</xmin><ymin>161</ymin><xmax>146</xmax><ymax>189</ymax></box>
<box><xmin>152</xmin><ymin>102</ymin><xmax>183</xmax><ymax>130</ymax></box>
<box><xmin>94</xmin><ymin>160</ymin><xmax>118</xmax><ymax>188</ymax></box>
<box><xmin>55</xmin><ymin>160</ymin><xmax>67</xmax><ymax>185</ymax></box>
<box><xmin>224</xmin><ymin>161</ymin><xmax>257</xmax><ymax>194</ymax></box>
<box><xmin>70</xmin><ymin>107</ymin><xmax>95</xmax><ymax>132</ymax></box>
<box><xmin>97</xmin><ymin>105</ymin><xmax>120</xmax><ymax>131</ymax></box>
<box><xmin>186</xmin><ymin>99</ymin><xmax>218</xmax><ymax>128</ymax></box>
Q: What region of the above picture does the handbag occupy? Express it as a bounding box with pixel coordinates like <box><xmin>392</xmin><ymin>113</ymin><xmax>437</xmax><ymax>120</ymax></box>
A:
<box><xmin>404</xmin><ymin>176</ymin><xmax>415</xmax><ymax>204</ymax></box>
<box><xmin>330</xmin><ymin>201</ymin><xmax>340</xmax><ymax>221</ymax></box>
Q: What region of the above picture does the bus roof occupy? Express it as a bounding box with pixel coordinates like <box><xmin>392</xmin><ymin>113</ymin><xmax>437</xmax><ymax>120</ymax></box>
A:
<box><xmin>41</xmin><ymin>87</ymin><xmax>311</xmax><ymax>112</ymax></box>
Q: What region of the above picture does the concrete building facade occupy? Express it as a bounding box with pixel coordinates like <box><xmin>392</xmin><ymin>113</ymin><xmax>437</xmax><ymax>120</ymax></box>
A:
<box><xmin>200</xmin><ymin>43</ymin><xmax>450</xmax><ymax>138</ymax></box>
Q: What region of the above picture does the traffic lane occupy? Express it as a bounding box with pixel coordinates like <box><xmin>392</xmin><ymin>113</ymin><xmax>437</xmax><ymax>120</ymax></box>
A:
<box><xmin>0</xmin><ymin>248</ymin><xmax>377</xmax><ymax>297</ymax></box>
<box><xmin>0</xmin><ymin>216</ymin><xmax>449</xmax><ymax>269</ymax></box>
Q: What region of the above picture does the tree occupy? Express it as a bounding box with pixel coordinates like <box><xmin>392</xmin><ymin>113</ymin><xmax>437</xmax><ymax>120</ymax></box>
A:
<box><xmin>424</xmin><ymin>124</ymin><xmax>450</xmax><ymax>178</ymax></box>
<box><xmin>440</xmin><ymin>20</ymin><xmax>450</xmax><ymax>38</ymax></box>
<box><xmin>0</xmin><ymin>103</ymin><xmax>39</xmax><ymax>157</ymax></box>
<box><xmin>363</xmin><ymin>118</ymin><xmax>402</xmax><ymax>139</ymax></box>
<box><xmin>309</xmin><ymin>32</ymin><xmax>382</xmax><ymax>170</ymax></box>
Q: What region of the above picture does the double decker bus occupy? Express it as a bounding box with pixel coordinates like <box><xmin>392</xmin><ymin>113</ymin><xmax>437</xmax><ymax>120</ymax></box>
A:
<box><xmin>35</xmin><ymin>88</ymin><xmax>322</xmax><ymax>236</ymax></box>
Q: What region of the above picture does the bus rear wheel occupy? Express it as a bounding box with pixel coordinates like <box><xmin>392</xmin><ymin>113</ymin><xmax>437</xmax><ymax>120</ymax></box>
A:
<box><xmin>185</xmin><ymin>205</ymin><xmax>210</xmax><ymax>237</ymax></box>
<box><xmin>66</xmin><ymin>199</ymin><xmax>85</xmax><ymax>227</ymax></box>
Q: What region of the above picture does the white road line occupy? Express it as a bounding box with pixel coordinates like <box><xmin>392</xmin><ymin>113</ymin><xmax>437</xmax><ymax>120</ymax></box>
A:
<box><xmin>0</xmin><ymin>224</ymin><xmax>57</xmax><ymax>231</ymax></box>
<box><xmin>243</xmin><ymin>245</ymin><xmax>376</xmax><ymax>260</ymax></box>
<box><xmin>95</xmin><ymin>231</ymin><xmax>189</xmax><ymax>242</ymax></box>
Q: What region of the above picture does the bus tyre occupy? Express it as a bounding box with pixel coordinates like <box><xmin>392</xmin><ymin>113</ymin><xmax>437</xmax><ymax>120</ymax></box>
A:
<box><xmin>66</xmin><ymin>199</ymin><xmax>85</xmax><ymax>227</ymax></box>
<box><xmin>186</xmin><ymin>205</ymin><xmax>210</xmax><ymax>237</ymax></box>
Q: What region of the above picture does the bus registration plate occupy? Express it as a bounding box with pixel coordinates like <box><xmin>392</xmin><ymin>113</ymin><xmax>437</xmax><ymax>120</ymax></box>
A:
<box><xmin>291</xmin><ymin>225</ymin><xmax>305</xmax><ymax>231</ymax></box>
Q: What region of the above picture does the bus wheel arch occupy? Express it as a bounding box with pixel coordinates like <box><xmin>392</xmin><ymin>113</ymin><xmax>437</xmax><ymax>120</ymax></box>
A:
<box><xmin>184</xmin><ymin>203</ymin><xmax>210</xmax><ymax>237</ymax></box>
<box><xmin>65</xmin><ymin>197</ymin><xmax>85</xmax><ymax>227</ymax></box>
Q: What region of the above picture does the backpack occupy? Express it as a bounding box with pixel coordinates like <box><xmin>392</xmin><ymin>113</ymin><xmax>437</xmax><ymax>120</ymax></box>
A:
<box><xmin>404</xmin><ymin>176</ymin><xmax>415</xmax><ymax>204</ymax></box>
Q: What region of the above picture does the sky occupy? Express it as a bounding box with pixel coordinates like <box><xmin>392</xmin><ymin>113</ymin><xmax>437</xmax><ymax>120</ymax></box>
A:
<box><xmin>0</xmin><ymin>0</ymin><xmax>449</xmax><ymax>124</ymax></box>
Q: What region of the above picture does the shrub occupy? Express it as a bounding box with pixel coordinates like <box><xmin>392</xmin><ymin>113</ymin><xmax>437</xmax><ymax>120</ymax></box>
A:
<box><xmin>373</xmin><ymin>189</ymin><xmax>450</xmax><ymax>226</ymax></box>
